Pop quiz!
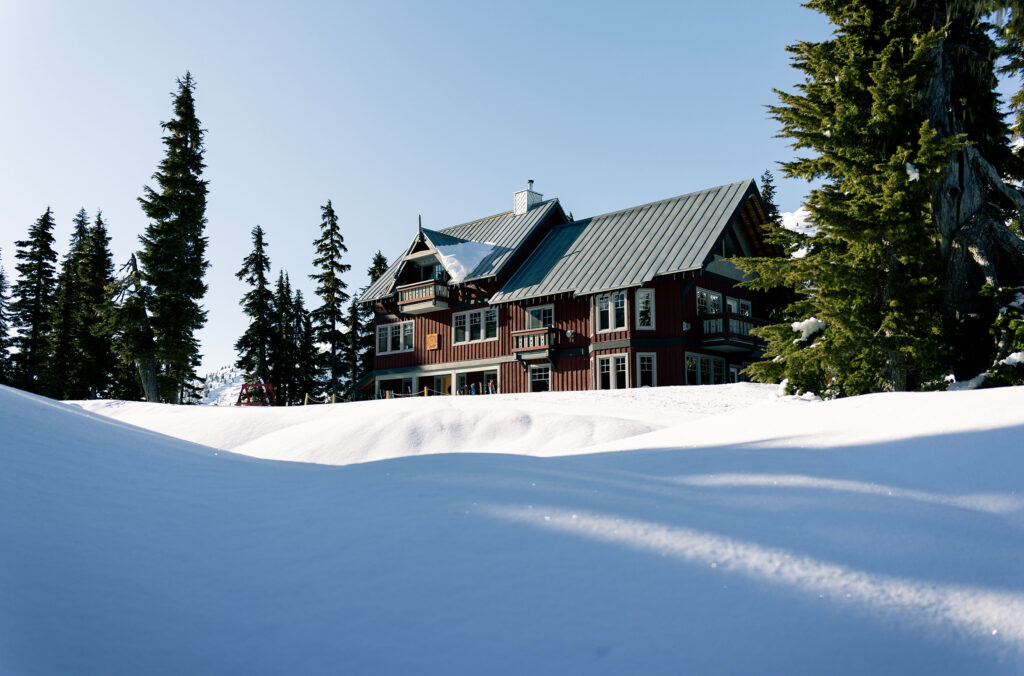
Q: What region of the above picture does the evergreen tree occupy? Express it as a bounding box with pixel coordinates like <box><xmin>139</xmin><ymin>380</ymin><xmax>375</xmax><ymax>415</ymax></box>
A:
<box><xmin>137</xmin><ymin>72</ymin><xmax>210</xmax><ymax>403</ymax></box>
<box><xmin>342</xmin><ymin>299</ymin><xmax>361</xmax><ymax>400</ymax></box>
<box><xmin>309</xmin><ymin>199</ymin><xmax>350</xmax><ymax>398</ymax></box>
<box><xmin>739</xmin><ymin>2</ymin><xmax>989</xmax><ymax>396</ymax></box>
<box><xmin>46</xmin><ymin>209</ymin><xmax>91</xmax><ymax>399</ymax></box>
<box><xmin>758</xmin><ymin>169</ymin><xmax>783</xmax><ymax>229</ymax></box>
<box><xmin>0</xmin><ymin>250</ymin><xmax>11</xmax><ymax>385</ymax></box>
<box><xmin>292</xmin><ymin>289</ymin><xmax>319</xmax><ymax>404</ymax></box>
<box><xmin>109</xmin><ymin>254</ymin><xmax>160</xmax><ymax>402</ymax></box>
<box><xmin>11</xmin><ymin>208</ymin><xmax>58</xmax><ymax>392</ymax></box>
<box><xmin>79</xmin><ymin>211</ymin><xmax>118</xmax><ymax>397</ymax></box>
<box><xmin>235</xmin><ymin>226</ymin><xmax>274</xmax><ymax>383</ymax></box>
<box><xmin>267</xmin><ymin>270</ymin><xmax>297</xmax><ymax>405</ymax></box>
<box><xmin>355</xmin><ymin>250</ymin><xmax>389</xmax><ymax>394</ymax></box>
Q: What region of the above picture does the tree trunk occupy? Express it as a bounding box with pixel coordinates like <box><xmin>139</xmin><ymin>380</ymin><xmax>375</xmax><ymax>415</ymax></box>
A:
<box><xmin>137</xmin><ymin>359</ymin><xmax>159</xmax><ymax>403</ymax></box>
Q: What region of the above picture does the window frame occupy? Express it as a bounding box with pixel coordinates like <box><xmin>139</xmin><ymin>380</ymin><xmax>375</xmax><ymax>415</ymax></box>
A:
<box><xmin>596</xmin><ymin>353</ymin><xmax>629</xmax><ymax>390</ymax></box>
<box><xmin>526</xmin><ymin>303</ymin><xmax>554</xmax><ymax>330</ymax></box>
<box><xmin>595</xmin><ymin>291</ymin><xmax>628</xmax><ymax>333</ymax></box>
<box><xmin>376</xmin><ymin>320</ymin><xmax>415</xmax><ymax>355</ymax></box>
<box><xmin>684</xmin><ymin>351</ymin><xmax>726</xmax><ymax>385</ymax></box>
<box><xmin>637</xmin><ymin>352</ymin><xmax>657</xmax><ymax>387</ymax></box>
<box><xmin>530</xmin><ymin>365</ymin><xmax>551</xmax><ymax>392</ymax></box>
<box><xmin>696</xmin><ymin>287</ymin><xmax>723</xmax><ymax>316</ymax></box>
<box><xmin>635</xmin><ymin>288</ymin><xmax>655</xmax><ymax>330</ymax></box>
<box><xmin>726</xmin><ymin>296</ymin><xmax>751</xmax><ymax>317</ymax></box>
<box><xmin>452</xmin><ymin>307</ymin><xmax>499</xmax><ymax>345</ymax></box>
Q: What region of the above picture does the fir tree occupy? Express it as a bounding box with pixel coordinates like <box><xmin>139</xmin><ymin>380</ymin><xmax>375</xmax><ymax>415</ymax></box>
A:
<box><xmin>79</xmin><ymin>211</ymin><xmax>118</xmax><ymax>397</ymax></box>
<box><xmin>267</xmin><ymin>271</ymin><xmax>297</xmax><ymax>405</ymax></box>
<box><xmin>137</xmin><ymin>72</ymin><xmax>210</xmax><ymax>403</ymax></box>
<box><xmin>235</xmin><ymin>226</ymin><xmax>274</xmax><ymax>383</ymax></box>
<box><xmin>758</xmin><ymin>169</ymin><xmax>783</xmax><ymax>229</ymax></box>
<box><xmin>46</xmin><ymin>209</ymin><xmax>92</xmax><ymax>399</ymax></box>
<box><xmin>356</xmin><ymin>250</ymin><xmax>389</xmax><ymax>393</ymax></box>
<box><xmin>292</xmin><ymin>289</ymin><xmax>319</xmax><ymax>404</ymax></box>
<box><xmin>309</xmin><ymin>199</ymin><xmax>351</xmax><ymax>398</ymax></box>
<box><xmin>11</xmin><ymin>208</ymin><xmax>58</xmax><ymax>392</ymax></box>
<box><xmin>342</xmin><ymin>299</ymin><xmax>361</xmax><ymax>400</ymax></box>
<box><xmin>109</xmin><ymin>254</ymin><xmax>160</xmax><ymax>402</ymax></box>
<box><xmin>0</xmin><ymin>249</ymin><xmax>11</xmax><ymax>385</ymax></box>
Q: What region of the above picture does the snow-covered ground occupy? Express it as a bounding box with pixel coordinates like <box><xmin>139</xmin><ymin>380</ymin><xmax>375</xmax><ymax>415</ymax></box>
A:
<box><xmin>3</xmin><ymin>384</ymin><xmax>1024</xmax><ymax>674</ymax></box>
<box><xmin>198</xmin><ymin>365</ymin><xmax>246</xmax><ymax>405</ymax></box>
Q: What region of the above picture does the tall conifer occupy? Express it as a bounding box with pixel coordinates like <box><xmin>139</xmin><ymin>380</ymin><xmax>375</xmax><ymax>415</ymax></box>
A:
<box><xmin>11</xmin><ymin>208</ymin><xmax>58</xmax><ymax>392</ymax></box>
<box><xmin>235</xmin><ymin>226</ymin><xmax>274</xmax><ymax>383</ymax></box>
<box><xmin>356</xmin><ymin>251</ymin><xmax>389</xmax><ymax>392</ymax></box>
<box><xmin>137</xmin><ymin>72</ymin><xmax>209</xmax><ymax>403</ymax></box>
<box><xmin>79</xmin><ymin>211</ymin><xmax>117</xmax><ymax>397</ymax></box>
<box><xmin>0</xmin><ymin>250</ymin><xmax>11</xmax><ymax>385</ymax></box>
<box><xmin>309</xmin><ymin>199</ymin><xmax>350</xmax><ymax>398</ymax></box>
<box><xmin>46</xmin><ymin>209</ymin><xmax>92</xmax><ymax>399</ymax></box>
<box><xmin>292</xmin><ymin>289</ymin><xmax>319</xmax><ymax>404</ymax></box>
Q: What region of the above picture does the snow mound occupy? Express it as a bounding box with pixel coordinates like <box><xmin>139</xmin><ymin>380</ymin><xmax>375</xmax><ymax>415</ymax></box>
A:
<box><xmin>6</xmin><ymin>384</ymin><xmax>1024</xmax><ymax>674</ymax></box>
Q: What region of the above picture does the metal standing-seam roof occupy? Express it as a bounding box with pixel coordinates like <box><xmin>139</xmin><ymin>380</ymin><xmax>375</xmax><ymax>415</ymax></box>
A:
<box><xmin>359</xmin><ymin>198</ymin><xmax>562</xmax><ymax>303</ymax></box>
<box><xmin>490</xmin><ymin>180</ymin><xmax>757</xmax><ymax>304</ymax></box>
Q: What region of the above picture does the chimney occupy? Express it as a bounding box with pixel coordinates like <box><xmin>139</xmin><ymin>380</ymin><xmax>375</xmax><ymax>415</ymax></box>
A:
<box><xmin>513</xmin><ymin>179</ymin><xmax>543</xmax><ymax>215</ymax></box>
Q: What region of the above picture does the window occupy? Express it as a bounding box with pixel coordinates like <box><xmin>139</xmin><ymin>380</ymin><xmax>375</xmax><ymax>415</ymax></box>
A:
<box><xmin>453</xmin><ymin>308</ymin><xmax>498</xmax><ymax>344</ymax></box>
<box><xmin>432</xmin><ymin>262</ymin><xmax>447</xmax><ymax>281</ymax></box>
<box><xmin>636</xmin><ymin>289</ymin><xmax>655</xmax><ymax>329</ymax></box>
<box><xmin>596</xmin><ymin>291</ymin><xmax>627</xmax><ymax>332</ymax></box>
<box><xmin>726</xmin><ymin>296</ymin><xmax>751</xmax><ymax>317</ymax></box>
<box><xmin>597</xmin><ymin>354</ymin><xmax>628</xmax><ymax>389</ymax></box>
<box><xmin>696</xmin><ymin>287</ymin><xmax>723</xmax><ymax>315</ymax></box>
<box><xmin>376</xmin><ymin>321</ymin><xmax>414</xmax><ymax>355</ymax></box>
<box><xmin>685</xmin><ymin>352</ymin><xmax>726</xmax><ymax>385</ymax></box>
<box><xmin>530</xmin><ymin>366</ymin><xmax>550</xmax><ymax>392</ymax></box>
<box><xmin>637</xmin><ymin>353</ymin><xmax>657</xmax><ymax>387</ymax></box>
<box><xmin>527</xmin><ymin>304</ymin><xmax>554</xmax><ymax>329</ymax></box>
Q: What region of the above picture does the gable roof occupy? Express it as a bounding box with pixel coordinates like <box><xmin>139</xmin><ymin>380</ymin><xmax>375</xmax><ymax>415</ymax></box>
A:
<box><xmin>489</xmin><ymin>180</ymin><xmax>762</xmax><ymax>304</ymax></box>
<box><xmin>359</xmin><ymin>198</ymin><xmax>563</xmax><ymax>303</ymax></box>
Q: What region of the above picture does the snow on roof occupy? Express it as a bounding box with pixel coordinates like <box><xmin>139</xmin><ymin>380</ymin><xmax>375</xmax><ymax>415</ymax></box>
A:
<box><xmin>435</xmin><ymin>240</ymin><xmax>497</xmax><ymax>283</ymax></box>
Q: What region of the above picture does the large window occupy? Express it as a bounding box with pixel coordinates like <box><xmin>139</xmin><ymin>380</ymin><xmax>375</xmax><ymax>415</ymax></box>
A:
<box><xmin>726</xmin><ymin>296</ymin><xmax>751</xmax><ymax>317</ymax></box>
<box><xmin>596</xmin><ymin>354</ymin><xmax>628</xmax><ymax>389</ymax></box>
<box><xmin>453</xmin><ymin>307</ymin><xmax>498</xmax><ymax>344</ymax></box>
<box><xmin>527</xmin><ymin>304</ymin><xmax>554</xmax><ymax>329</ymax></box>
<box><xmin>637</xmin><ymin>352</ymin><xmax>657</xmax><ymax>387</ymax></box>
<box><xmin>596</xmin><ymin>291</ymin><xmax>627</xmax><ymax>332</ymax></box>
<box><xmin>530</xmin><ymin>365</ymin><xmax>550</xmax><ymax>392</ymax></box>
<box><xmin>377</xmin><ymin>321</ymin><xmax>414</xmax><ymax>355</ymax></box>
<box><xmin>636</xmin><ymin>289</ymin><xmax>655</xmax><ymax>330</ymax></box>
<box><xmin>696</xmin><ymin>287</ymin><xmax>723</xmax><ymax>315</ymax></box>
<box><xmin>685</xmin><ymin>352</ymin><xmax>726</xmax><ymax>385</ymax></box>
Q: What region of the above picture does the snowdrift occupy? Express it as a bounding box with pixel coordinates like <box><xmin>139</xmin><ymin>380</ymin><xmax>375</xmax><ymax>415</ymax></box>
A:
<box><xmin>3</xmin><ymin>384</ymin><xmax>1024</xmax><ymax>674</ymax></box>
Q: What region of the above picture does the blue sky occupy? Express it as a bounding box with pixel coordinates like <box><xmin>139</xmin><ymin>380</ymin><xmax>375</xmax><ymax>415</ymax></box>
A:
<box><xmin>0</xmin><ymin>1</ymin><xmax>838</xmax><ymax>372</ymax></box>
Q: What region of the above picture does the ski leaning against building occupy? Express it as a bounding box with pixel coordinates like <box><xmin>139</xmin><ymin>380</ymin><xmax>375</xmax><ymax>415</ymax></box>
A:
<box><xmin>358</xmin><ymin>180</ymin><xmax>779</xmax><ymax>397</ymax></box>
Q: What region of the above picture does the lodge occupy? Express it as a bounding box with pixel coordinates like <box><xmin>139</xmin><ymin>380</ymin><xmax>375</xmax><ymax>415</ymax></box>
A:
<box><xmin>357</xmin><ymin>179</ymin><xmax>779</xmax><ymax>397</ymax></box>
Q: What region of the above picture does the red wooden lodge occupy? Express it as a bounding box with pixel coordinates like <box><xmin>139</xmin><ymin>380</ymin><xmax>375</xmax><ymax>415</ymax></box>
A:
<box><xmin>358</xmin><ymin>180</ymin><xmax>779</xmax><ymax>397</ymax></box>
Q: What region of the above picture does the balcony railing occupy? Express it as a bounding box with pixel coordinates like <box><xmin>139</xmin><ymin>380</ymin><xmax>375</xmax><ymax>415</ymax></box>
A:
<box><xmin>512</xmin><ymin>328</ymin><xmax>558</xmax><ymax>352</ymax></box>
<box><xmin>698</xmin><ymin>313</ymin><xmax>766</xmax><ymax>352</ymax></box>
<box><xmin>397</xmin><ymin>280</ymin><xmax>450</xmax><ymax>313</ymax></box>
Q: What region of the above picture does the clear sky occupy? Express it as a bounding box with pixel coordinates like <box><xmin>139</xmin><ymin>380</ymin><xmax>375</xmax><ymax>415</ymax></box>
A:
<box><xmin>0</xmin><ymin>1</ymin><xmax>837</xmax><ymax>373</ymax></box>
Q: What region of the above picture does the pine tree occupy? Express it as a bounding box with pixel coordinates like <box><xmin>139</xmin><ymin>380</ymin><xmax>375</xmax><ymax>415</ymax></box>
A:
<box><xmin>79</xmin><ymin>211</ymin><xmax>118</xmax><ymax>397</ymax></box>
<box><xmin>758</xmin><ymin>169</ymin><xmax>783</xmax><ymax>229</ymax></box>
<box><xmin>11</xmin><ymin>208</ymin><xmax>58</xmax><ymax>392</ymax></box>
<box><xmin>235</xmin><ymin>226</ymin><xmax>274</xmax><ymax>383</ymax></box>
<box><xmin>309</xmin><ymin>199</ymin><xmax>351</xmax><ymax>398</ymax></box>
<box><xmin>46</xmin><ymin>209</ymin><xmax>92</xmax><ymax>399</ymax></box>
<box><xmin>137</xmin><ymin>72</ymin><xmax>210</xmax><ymax>403</ymax></box>
<box><xmin>740</xmin><ymin>3</ymin><xmax>956</xmax><ymax>396</ymax></box>
<box><xmin>342</xmin><ymin>299</ymin><xmax>361</xmax><ymax>400</ymax></box>
<box><xmin>0</xmin><ymin>249</ymin><xmax>12</xmax><ymax>385</ymax></box>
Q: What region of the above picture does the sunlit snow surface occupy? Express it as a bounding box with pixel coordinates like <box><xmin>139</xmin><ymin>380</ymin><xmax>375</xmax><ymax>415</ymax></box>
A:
<box><xmin>3</xmin><ymin>384</ymin><xmax>1024</xmax><ymax>674</ymax></box>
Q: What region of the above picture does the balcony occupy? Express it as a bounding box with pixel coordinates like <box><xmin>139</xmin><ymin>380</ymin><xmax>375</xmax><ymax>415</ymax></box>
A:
<box><xmin>397</xmin><ymin>280</ymin><xmax>450</xmax><ymax>314</ymax></box>
<box><xmin>512</xmin><ymin>328</ymin><xmax>558</xmax><ymax>359</ymax></box>
<box><xmin>698</xmin><ymin>313</ymin><xmax>766</xmax><ymax>353</ymax></box>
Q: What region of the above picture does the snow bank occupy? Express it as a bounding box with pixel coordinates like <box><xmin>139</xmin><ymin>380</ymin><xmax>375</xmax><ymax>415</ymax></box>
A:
<box><xmin>5</xmin><ymin>384</ymin><xmax>1024</xmax><ymax>674</ymax></box>
<box><xmin>792</xmin><ymin>316</ymin><xmax>826</xmax><ymax>341</ymax></box>
<box><xmin>435</xmin><ymin>240</ymin><xmax>495</xmax><ymax>283</ymax></box>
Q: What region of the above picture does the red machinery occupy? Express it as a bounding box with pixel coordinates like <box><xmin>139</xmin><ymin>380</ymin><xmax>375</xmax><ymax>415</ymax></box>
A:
<box><xmin>235</xmin><ymin>381</ymin><xmax>277</xmax><ymax>406</ymax></box>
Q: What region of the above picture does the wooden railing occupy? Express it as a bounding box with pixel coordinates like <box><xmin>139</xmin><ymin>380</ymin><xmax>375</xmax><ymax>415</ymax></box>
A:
<box><xmin>699</xmin><ymin>313</ymin><xmax>766</xmax><ymax>339</ymax></box>
<box><xmin>512</xmin><ymin>328</ymin><xmax>558</xmax><ymax>351</ymax></box>
<box><xmin>397</xmin><ymin>280</ymin><xmax>449</xmax><ymax>305</ymax></box>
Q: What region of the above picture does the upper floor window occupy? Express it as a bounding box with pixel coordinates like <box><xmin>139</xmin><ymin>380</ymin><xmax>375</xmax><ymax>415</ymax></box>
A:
<box><xmin>696</xmin><ymin>287</ymin><xmax>723</xmax><ymax>316</ymax></box>
<box><xmin>596</xmin><ymin>291</ymin><xmax>627</xmax><ymax>332</ymax></box>
<box><xmin>377</xmin><ymin>320</ymin><xmax>414</xmax><ymax>355</ymax></box>
<box><xmin>726</xmin><ymin>296</ymin><xmax>751</xmax><ymax>317</ymax></box>
<box><xmin>527</xmin><ymin>304</ymin><xmax>554</xmax><ymax>329</ymax></box>
<box><xmin>454</xmin><ymin>307</ymin><xmax>498</xmax><ymax>344</ymax></box>
<box><xmin>635</xmin><ymin>289</ymin><xmax>655</xmax><ymax>329</ymax></box>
